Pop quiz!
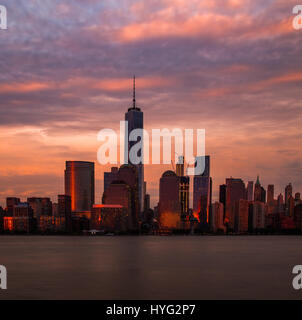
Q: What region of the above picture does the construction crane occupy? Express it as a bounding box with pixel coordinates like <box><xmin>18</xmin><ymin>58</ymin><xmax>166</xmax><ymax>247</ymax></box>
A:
<box><xmin>171</xmin><ymin>151</ymin><xmax>180</xmax><ymax>172</ymax></box>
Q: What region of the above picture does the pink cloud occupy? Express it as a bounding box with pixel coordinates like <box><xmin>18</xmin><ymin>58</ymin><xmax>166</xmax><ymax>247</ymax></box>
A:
<box><xmin>0</xmin><ymin>82</ymin><xmax>51</xmax><ymax>93</ymax></box>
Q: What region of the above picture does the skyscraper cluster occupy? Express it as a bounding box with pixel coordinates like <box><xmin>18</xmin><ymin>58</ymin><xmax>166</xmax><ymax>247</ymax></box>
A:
<box><xmin>1</xmin><ymin>80</ymin><xmax>302</xmax><ymax>235</ymax></box>
<box><xmin>218</xmin><ymin>178</ymin><xmax>302</xmax><ymax>233</ymax></box>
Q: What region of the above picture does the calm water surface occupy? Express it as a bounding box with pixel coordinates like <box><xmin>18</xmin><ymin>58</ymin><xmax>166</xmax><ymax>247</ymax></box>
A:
<box><xmin>0</xmin><ymin>236</ymin><xmax>301</xmax><ymax>300</ymax></box>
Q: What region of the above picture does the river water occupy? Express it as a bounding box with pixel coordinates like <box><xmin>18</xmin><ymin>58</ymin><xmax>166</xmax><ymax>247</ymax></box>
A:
<box><xmin>0</xmin><ymin>236</ymin><xmax>301</xmax><ymax>299</ymax></box>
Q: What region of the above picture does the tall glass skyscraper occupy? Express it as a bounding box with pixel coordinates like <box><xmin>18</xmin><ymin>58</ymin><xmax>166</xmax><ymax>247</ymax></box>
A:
<box><xmin>124</xmin><ymin>77</ymin><xmax>144</xmax><ymax>212</ymax></box>
<box><xmin>64</xmin><ymin>161</ymin><xmax>95</xmax><ymax>212</ymax></box>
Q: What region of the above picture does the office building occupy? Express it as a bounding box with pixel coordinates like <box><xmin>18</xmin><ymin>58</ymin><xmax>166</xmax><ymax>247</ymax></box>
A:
<box><xmin>285</xmin><ymin>183</ymin><xmax>293</xmax><ymax>216</ymax></box>
<box><xmin>219</xmin><ymin>184</ymin><xmax>227</xmax><ymax>220</ymax></box>
<box><xmin>225</xmin><ymin>178</ymin><xmax>246</xmax><ymax>229</ymax></box>
<box><xmin>267</xmin><ymin>185</ymin><xmax>274</xmax><ymax>204</ymax></box>
<box><xmin>249</xmin><ymin>201</ymin><xmax>265</xmax><ymax>231</ymax></box>
<box><xmin>246</xmin><ymin>181</ymin><xmax>254</xmax><ymax>201</ymax></box>
<box><xmin>211</xmin><ymin>202</ymin><xmax>225</xmax><ymax>233</ymax></box>
<box><xmin>193</xmin><ymin>155</ymin><xmax>211</xmax><ymax>225</ymax></box>
<box><xmin>57</xmin><ymin>195</ymin><xmax>72</xmax><ymax>232</ymax></box>
<box><xmin>91</xmin><ymin>204</ymin><xmax>128</xmax><ymax>233</ymax></box>
<box><xmin>104</xmin><ymin>167</ymin><xmax>118</xmax><ymax>193</ymax></box>
<box><xmin>6</xmin><ymin>197</ymin><xmax>20</xmax><ymax>216</ymax></box>
<box><xmin>254</xmin><ymin>176</ymin><xmax>266</xmax><ymax>203</ymax></box>
<box><xmin>234</xmin><ymin>199</ymin><xmax>249</xmax><ymax>233</ymax></box>
<box><xmin>102</xmin><ymin>164</ymin><xmax>139</xmax><ymax>230</ymax></box>
<box><xmin>179</xmin><ymin>176</ymin><xmax>190</xmax><ymax>218</ymax></box>
<box><xmin>27</xmin><ymin>197</ymin><xmax>52</xmax><ymax>219</ymax></box>
<box><xmin>13</xmin><ymin>202</ymin><xmax>34</xmax><ymax>233</ymax></box>
<box><xmin>124</xmin><ymin>77</ymin><xmax>144</xmax><ymax>212</ymax></box>
<box><xmin>65</xmin><ymin>161</ymin><xmax>95</xmax><ymax>212</ymax></box>
<box><xmin>158</xmin><ymin>171</ymin><xmax>181</xmax><ymax>229</ymax></box>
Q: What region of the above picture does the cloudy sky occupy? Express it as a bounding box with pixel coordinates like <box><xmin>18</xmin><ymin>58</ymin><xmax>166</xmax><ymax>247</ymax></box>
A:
<box><xmin>0</xmin><ymin>0</ymin><xmax>302</xmax><ymax>207</ymax></box>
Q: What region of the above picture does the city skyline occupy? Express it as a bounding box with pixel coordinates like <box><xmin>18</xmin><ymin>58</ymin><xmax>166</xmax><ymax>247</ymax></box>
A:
<box><xmin>1</xmin><ymin>0</ymin><xmax>302</xmax><ymax>208</ymax></box>
<box><xmin>1</xmin><ymin>77</ymin><xmax>300</xmax><ymax>210</ymax></box>
<box><xmin>0</xmin><ymin>77</ymin><xmax>301</xmax><ymax>208</ymax></box>
<box><xmin>2</xmin><ymin>0</ymin><xmax>302</xmax><ymax>304</ymax></box>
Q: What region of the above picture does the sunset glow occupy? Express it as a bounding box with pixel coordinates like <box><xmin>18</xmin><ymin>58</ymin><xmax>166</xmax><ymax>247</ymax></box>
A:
<box><xmin>0</xmin><ymin>0</ymin><xmax>302</xmax><ymax>209</ymax></box>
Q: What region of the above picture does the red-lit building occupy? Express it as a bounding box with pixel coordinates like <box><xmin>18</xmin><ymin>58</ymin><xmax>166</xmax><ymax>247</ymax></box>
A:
<box><xmin>11</xmin><ymin>203</ymin><xmax>34</xmax><ymax>233</ymax></box>
<box><xmin>65</xmin><ymin>161</ymin><xmax>95</xmax><ymax>213</ymax></box>
<box><xmin>0</xmin><ymin>206</ymin><xmax>4</xmax><ymax>233</ymax></box>
<box><xmin>4</xmin><ymin>217</ymin><xmax>14</xmax><ymax>232</ymax></box>
<box><xmin>91</xmin><ymin>204</ymin><xmax>128</xmax><ymax>233</ymax></box>
<box><xmin>38</xmin><ymin>216</ymin><xmax>56</xmax><ymax>233</ymax></box>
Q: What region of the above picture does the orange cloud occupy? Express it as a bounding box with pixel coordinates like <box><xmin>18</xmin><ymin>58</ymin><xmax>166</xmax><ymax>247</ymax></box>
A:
<box><xmin>0</xmin><ymin>82</ymin><xmax>51</xmax><ymax>93</ymax></box>
<box><xmin>250</xmin><ymin>71</ymin><xmax>302</xmax><ymax>92</ymax></box>
<box><xmin>264</xmin><ymin>72</ymin><xmax>302</xmax><ymax>85</ymax></box>
<box><xmin>94</xmin><ymin>76</ymin><xmax>176</xmax><ymax>91</ymax></box>
<box><xmin>243</xmin><ymin>17</ymin><xmax>293</xmax><ymax>40</ymax></box>
<box><xmin>117</xmin><ymin>5</ymin><xmax>294</xmax><ymax>43</ymax></box>
<box><xmin>118</xmin><ymin>13</ymin><xmax>248</xmax><ymax>42</ymax></box>
<box><xmin>0</xmin><ymin>76</ymin><xmax>176</xmax><ymax>95</ymax></box>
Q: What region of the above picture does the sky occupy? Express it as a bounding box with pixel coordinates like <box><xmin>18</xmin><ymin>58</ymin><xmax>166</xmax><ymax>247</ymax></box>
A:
<box><xmin>0</xmin><ymin>0</ymin><xmax>302</xmax><ymax>207</ymax></box>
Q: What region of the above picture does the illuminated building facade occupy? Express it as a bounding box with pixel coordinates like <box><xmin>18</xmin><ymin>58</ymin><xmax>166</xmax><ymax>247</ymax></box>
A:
<box><xmin>65</xmin><ymin>161</ymin><xmax>95</xmax><ymax>213</ymax></box>
<box><xmin>91</xmin><ymin>204</ymin><xmax>128</xmax><ymax>233</ymax></box>
<box><xmin>0</xmin><ymin>206</ymin><xmax>4</xmax><ymax>233</ymax></box>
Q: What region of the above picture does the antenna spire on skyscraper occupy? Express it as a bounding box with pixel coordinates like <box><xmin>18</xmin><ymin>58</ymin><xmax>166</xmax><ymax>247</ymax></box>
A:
<box><xmin>128</xmin><ymin>75</ymin><xmax>141</xmax><ymax>111</ymax></box>
<box><xmin>133</xmin><ymin>75</ymin><xmax>136</xmax><ymax>108</ymax></box>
